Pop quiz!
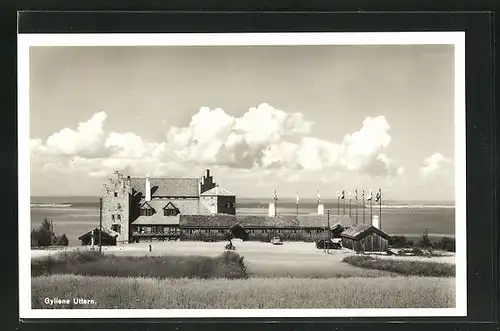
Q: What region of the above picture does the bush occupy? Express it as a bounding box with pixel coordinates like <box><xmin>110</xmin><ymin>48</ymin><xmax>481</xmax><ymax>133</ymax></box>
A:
<box><xmin>342</xmin><ymin>255</ymin><xmax>455</xmax><ymax>277</ymax></box>
<box><xmin>31</xmin><ymin>251</ymin><xmax>249</xmax><ymax>279</ymax></box>
<box><xmin>389</xmin><ymin>236</ymin><xmax>414</xmax><ymax>248</ymax></box>
<box><xmin>432</xmin><ymin>237</ymin><xmax>455</xmax><ymax>252</ymax></box>
<box><xmin>56</xmin><ymin>234</ymin><xmax>69</xmax><ymax>246</ymax></box>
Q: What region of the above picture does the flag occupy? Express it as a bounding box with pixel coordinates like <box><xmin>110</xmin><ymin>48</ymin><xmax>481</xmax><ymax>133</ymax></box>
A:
<box><xmin>341</xmin><ymin>190</ymin><xmax>345</xmax><ymax>200</ymax></box>
<box><xmin>367</xmin><ymin>189</ymin><xmax>373</xmax><ymax>201</ymax></box>
<box><xmin>316</xmin><ymin>191</ymin><xmax>321</xmax><ymax>203</ymax></box>
<box><xmin>296</xmin><ymin>192</ymin><xmax>300</xmax><ymax>205</ymax></box>
<box><xmin>273</xmin><ymin>190</ymin><xmax>278</xmax><ymax>201</ymax></box>
<box><xmin>375</xmin><ymin>188</ymin><xmax>381</xmax><ymax>203</ymax></box>
<box><xmin>347</xmin><ymin>191</ymin><xmax>352</xmax><ymax>199</ymax></box>
<box><xmin>354</xmin><ymin>189</ymin><xmax>358</xmax><ymax>200</ymax></box>
<box><xmin>336</xmin><ymin>191</ymin><xmax>341</xmax><ymax>199</ymax></box>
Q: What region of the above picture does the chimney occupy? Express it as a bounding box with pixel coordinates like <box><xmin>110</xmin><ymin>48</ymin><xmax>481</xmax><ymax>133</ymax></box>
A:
<box><xmin>372</xmin><ymin>215</ymin><xmax>380</xmax><ymax>229</ymax></box>
<box><xmin>145</xmin><ymin>174</ymin><xmax>151</xmax><ymax>201</ymax></box>
<box><xmin>317</xmin><ymin>203</ymin><xmax>324</xmax><ymax>215</ymax></box>
<box><xmin>268</xmin><ymin>202</ymin><xmax>276</xmax><ymax>217</ymax></box>
<box><xmin>206</xmin><ymin>169</ymin><xmax>210</xmax><ymax>178</ymax></box>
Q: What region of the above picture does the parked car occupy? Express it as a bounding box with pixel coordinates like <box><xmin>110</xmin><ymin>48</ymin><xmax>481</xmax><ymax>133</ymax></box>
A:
<box><xmin>271</xmin><ymin>237</ymin><xmax>284</xmax><ymax>245</ymax></box>
<box><xmin>316</xmin><ymin>239</ymin><xmax>342</xmax><ymax>250</ymax></box>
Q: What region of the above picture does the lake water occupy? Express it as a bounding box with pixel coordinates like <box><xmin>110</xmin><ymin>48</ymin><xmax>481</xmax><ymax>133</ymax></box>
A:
<box><xmin>30</xmin><ymin>196</ymin><xmax>455</xmax><ymax>246</ymax></box>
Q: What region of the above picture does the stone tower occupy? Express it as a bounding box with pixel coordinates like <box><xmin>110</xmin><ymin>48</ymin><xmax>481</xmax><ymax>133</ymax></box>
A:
<box><xmin>101</xmin><ymin>170</ymin><xmax>131</xmax><ymax>244</ymax></box>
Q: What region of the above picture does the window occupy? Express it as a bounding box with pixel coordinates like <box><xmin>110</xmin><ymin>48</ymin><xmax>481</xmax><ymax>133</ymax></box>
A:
<box><xmin>111</xmin><ymin>224</ymin><xmax>121</xmax><ymax>234</ymax></box>
<box><xmin>117</xmin><ymin>214</ymin><xmax>121</xmax><ymax>220</ymax></box>
<box><xmin>164</xmin><ymin>209</ymin><xmax>178</xmax><ymax>216</ymax></box>
<box><xmin>114</xmin><ymin>192</ymin><xmax>118</xmax><ymax>197</ymax></box>
<box><xmin>140</xmin><ymin>208</ymin><xmax>154</xmax><ymax>216</ymax></box>
<box><xmin>111</xmin><ymin>214</ymin><xmax>115</xmax><ymax>220</ymax></box>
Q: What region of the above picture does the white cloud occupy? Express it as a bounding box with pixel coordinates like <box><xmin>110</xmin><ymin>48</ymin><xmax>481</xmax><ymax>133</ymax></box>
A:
<box><xmin>420</xmin><ymin>153</ymin><xmax>452</xmax><ymax>179</ymax></box>
<box><xmin>44</xmin><ymin>111</ymin><xmax>107</xmax><ymax>157</ymax></box>
<box><xmin>165</xmin><ymin>105</ymin><xmax>400</xmax><ymax>177</ymax></box>
<box><xmin>30</xmin><ymin>104</ymin><xmax>405</xmax><ymax>195</ymax></box>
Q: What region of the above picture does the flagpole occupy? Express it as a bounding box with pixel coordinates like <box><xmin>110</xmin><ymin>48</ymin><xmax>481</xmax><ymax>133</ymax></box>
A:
<box><xmin>327</xmin><ymin>209</ymin><xmax>330</xmax><ymax>254</ymax></box>
<box><xmin>370</xmin><ymin>199</ymin><xmax>372</xmax><ymax>224</ymax></box>
<box><xmin>296</xmin><ymin>192</ymin><xmax>299</xmax><ymax>219</ymax></box>
<box><xmin>355</xmin><ymin>196</ymin><xmax>358</xmax><ymax>225</ymax></box>
<box><xmin>337</xmin><ymin>197</ymin><xmax>339</xmax><ymax>215</ymax></box>
<box><xmin>349</xmin><ymin>197</ymin><xmax>351</xmax><ymax>217</ymax></box>
<box><xmin>379</xmin><ymin>188</ymin><xmax>382</xmax><ymax>230</ymax></box>
<box><xmin>99</xmin><ymin>196</ymin><xmax>102</xmax><ymax>253</ymax></box>
<box><xmin>363</xmin><ymin>193</ymin><xmax>365</xmax><ymax>224</ymax></box>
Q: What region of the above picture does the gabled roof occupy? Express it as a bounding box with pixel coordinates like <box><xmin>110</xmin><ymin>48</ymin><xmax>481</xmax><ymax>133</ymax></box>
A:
<box><xmin>341</xmin><ymin>224</ymin><xmax>391</xmax><ymax>240</ymax></box>
<box><xmin>130</xmin><ymin>177</ymin><xmax>199</xmax><ymax>197</ymax></box>
<box><xmin>330</xmin><ymin>222</ymin><xmax>345</xmax><ymax>231</ymax></box>
<box><xmin>163</xmin><ymin>202</ymin><xmax>178</xmax><ymax>210</ymax></box>
<box><xmin>200</xmin><ymin>186</ymin><xmax>235</xmax><ymax>196</ymax></box>
<box><xmin>132</xmin><ymin>215</ymin><xmax>180</xmax><ymax>225</ymax></box>
<box><xmin>179</xmin><ymin>214</ymin><xmax>352</xmax><ymax>228</ymax></box>
<box><xmin>140</xmin><ymin>201</ymin><xmax>154</xmax><ymax>210</ymax></box>
<box><xmin>78</xmin><ymin>228</ymin><xmax>118</xmax><ymax>240</ymax></box>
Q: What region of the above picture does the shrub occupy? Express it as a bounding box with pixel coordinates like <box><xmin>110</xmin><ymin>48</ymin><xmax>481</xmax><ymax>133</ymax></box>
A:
<box><xmin>56</xmin><ymin>234</ymin><xmax>69</xmax><ymax>246</ymax></box>
<box><xmin>389</xmin><ymin>236</ymin><xmax>414</xmax><ymax>248</ymax></box>
<box><xmin>432</xmin><ymin>237</ymin><xmax>455</xmax><ymax>252</ymax></box>
<box><xmin>342</xmin><ymin>255</ymin><xmax>455</xmax><ymax>277</ymax></box>
<box><xmin>31</xmin><ymin>251</ymin><xmax>248</xmax><ymax>279</ymax></box>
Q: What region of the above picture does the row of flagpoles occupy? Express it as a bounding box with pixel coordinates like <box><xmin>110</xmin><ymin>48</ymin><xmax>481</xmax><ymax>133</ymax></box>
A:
<box><xmin>272</xmin><ymin>188</ymin><xmax>383</xmax><ymax>227</ymax></box>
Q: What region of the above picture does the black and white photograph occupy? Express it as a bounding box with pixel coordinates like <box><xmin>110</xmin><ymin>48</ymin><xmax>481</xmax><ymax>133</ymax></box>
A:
<box><xmin>18</xmin><ymin>32</ymin><xmax>466</xmax><ymax>318</ymax></box>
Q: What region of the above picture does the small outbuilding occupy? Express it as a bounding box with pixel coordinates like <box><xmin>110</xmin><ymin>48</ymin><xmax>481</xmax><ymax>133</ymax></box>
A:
<box><xmin>341</xmin><ymin>224</ymin><xmax>391</xmax><ymax>252</ymax></box>
<box><xmin>78</xmin><ymin>228</ymin><xmax>118</xmax><ymax>246</ymax></box>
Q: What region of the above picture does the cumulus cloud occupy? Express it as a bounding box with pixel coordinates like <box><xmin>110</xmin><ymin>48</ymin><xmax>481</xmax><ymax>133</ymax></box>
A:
<box><xmin>43</xmin><ymin>112</ymin><xmax>108</xmax><ymax>157</ymax></box>
<box><xmin>30</xmin><ymin>103</ymin><xmax>404</xmax><ymax>192</ymax></box>
<box><xmin>166</xmin><ymin>103</ymin><xmax>400</xmax><ymax>176</ymax></box>
<box><xmin>420</xmin><ymin>153</ymin><xmax>452</xmax><ymax>179</ymax></box>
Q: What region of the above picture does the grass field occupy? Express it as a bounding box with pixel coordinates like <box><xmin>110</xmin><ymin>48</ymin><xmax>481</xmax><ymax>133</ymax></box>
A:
<box><xmin>32</xmin><ymin>274</ymin><xmax>455</xmax><ymax>309</ymax></box>
<box><xmin>343</xmin><ymin>255</ymin><xmax>455</xmax><ymax>277</ymax></box>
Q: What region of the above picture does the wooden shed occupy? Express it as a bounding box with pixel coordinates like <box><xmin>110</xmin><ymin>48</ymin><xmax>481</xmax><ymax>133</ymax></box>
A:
<box><xmin>341</xmin><ymin>224</ymin><xmax>391</xmax><ymax>252</ymax></box>
<box><xmin>78</xmin><ymin>228</ymin><xmax>118</xmax><ymax>246</ymax></box>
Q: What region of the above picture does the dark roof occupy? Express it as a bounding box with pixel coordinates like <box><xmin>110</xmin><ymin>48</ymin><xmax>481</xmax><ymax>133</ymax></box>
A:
<box><xmin>78</xmin><ymin>228</ymin><xmax>118</xmax><ymax>240</ymax></box>
<box><xmin>179</xmin><ymin>214</ymin><xmax>352</xmax><ymax>228</ymax></box>
<box><xmin>200</xmin><ymin>186</ymin><xmax>235</xmax><ymax>196</ymax></box>
<box><xmin>341</xmin><ymin>224</ymin><xmax>391</xmax><ymax>240</ymax></box>
<box><xmin>132</xmin><ymin>215</ymin><xmax>180</xmax><ymax>225</ymax></box>
<box><xmin>130</xmin><ymin>177</ymin><xmax>199</xmax><ymax>197</ymax></box>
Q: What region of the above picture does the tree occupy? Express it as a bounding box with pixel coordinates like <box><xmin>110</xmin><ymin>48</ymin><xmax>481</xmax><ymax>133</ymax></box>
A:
<box><xmin>417</xmin><ymin>228</ymin><xmax>432</xmax><ymax>250</ymax></box>
<box><xmin>31</xmin><ymin>217</ymin><xmax>68</xmax><ymax>247</ymax></box>
<box><xmin>56</xmin><ymin>234</ymin><xmax>69</xmax><ymax>246</ymax></box>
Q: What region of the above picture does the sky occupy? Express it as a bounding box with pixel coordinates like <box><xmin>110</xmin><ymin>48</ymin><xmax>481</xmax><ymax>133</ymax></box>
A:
<box><xmin>29</xmin><ymin>45</ymin><xmax>456</xmax><ymax>200</ymax></box>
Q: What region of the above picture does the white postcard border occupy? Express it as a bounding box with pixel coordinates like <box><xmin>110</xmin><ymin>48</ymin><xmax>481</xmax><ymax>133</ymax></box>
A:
<box><xmin>18</xmin><ymin>31</ymin><xmax>466</xmax><ymax>319</ymax></box>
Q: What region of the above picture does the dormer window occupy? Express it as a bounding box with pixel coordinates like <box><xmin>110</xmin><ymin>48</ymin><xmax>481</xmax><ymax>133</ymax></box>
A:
<box><xmin>163</xmin><ymin>202</ymin><xmax>180</xmax><ymax>216</ymax></box>
<box><xmin>114</xmin><ymin>192</ymin><xmax>118</xmax><ymax>197</ymax></box>
<box><xmin>140</xmin><ymin>202</ymin><xmax>155</xmax><ymax>216</ymax></box>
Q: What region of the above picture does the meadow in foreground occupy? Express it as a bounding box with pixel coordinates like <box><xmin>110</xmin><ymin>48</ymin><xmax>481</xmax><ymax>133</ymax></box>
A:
<box><xmin>32</xmin><ymin>274</ymin><xmax>455</xmax><ymax>309</ymax></box>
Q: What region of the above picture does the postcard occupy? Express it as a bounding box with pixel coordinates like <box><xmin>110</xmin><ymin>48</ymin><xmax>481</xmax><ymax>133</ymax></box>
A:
<box><xmin>19</xmin><ymin>31</ymin><xmax>466</xmax><ymax>318</ymax></box>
